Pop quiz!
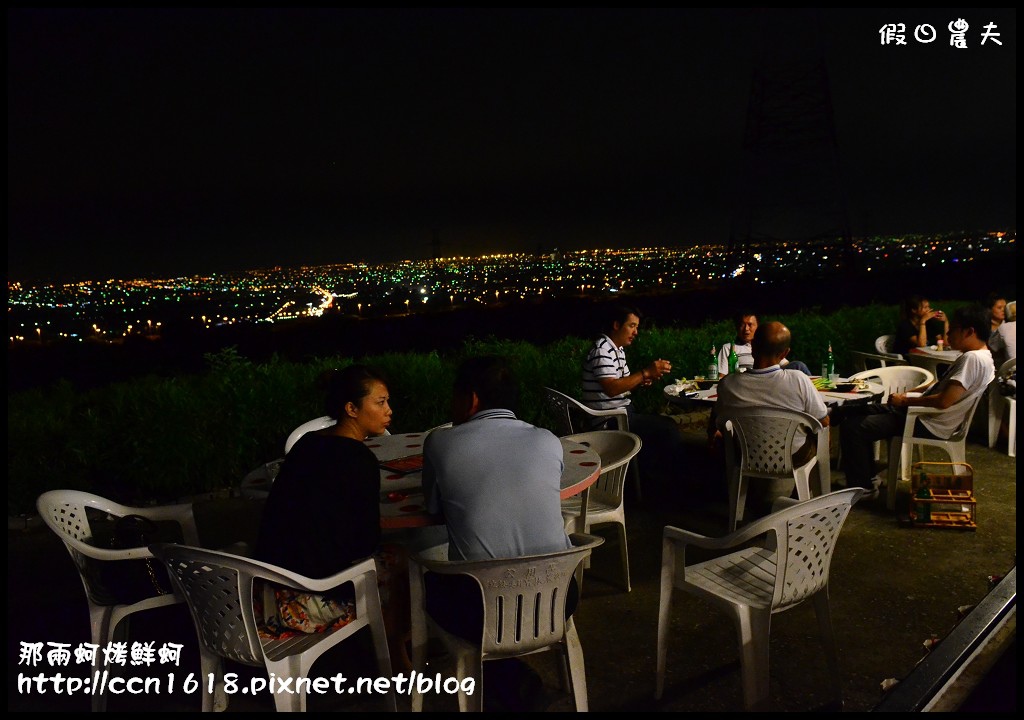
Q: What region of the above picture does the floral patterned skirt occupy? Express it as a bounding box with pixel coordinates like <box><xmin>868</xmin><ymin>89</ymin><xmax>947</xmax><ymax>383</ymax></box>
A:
<box><xmin>254</xmin><ymin>547</ymin><xmax>400</xmax><ymax>640</ymax></box>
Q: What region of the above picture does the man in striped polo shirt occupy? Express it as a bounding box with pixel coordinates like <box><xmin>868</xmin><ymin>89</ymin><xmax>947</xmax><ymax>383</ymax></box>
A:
<box><xmin>581</xmin><ymin>305</ymin><xmax>683</xmax><ymax>495</ymax></box>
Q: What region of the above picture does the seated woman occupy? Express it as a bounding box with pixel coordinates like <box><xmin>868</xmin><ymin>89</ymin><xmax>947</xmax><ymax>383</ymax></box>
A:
<box><xmin>893</xmin><ymin>295</ymin><xmax>949</xmax><ymax>356</ymax></box>
<box><xmin>255</xmin><ymin>364</ymin><xmax>409</xmax><ymax>668</ymax></box>
<box><xmin>987</xmin><ymin>292</ymin><xmax>1007</xmax><ymax>338</ymax></box>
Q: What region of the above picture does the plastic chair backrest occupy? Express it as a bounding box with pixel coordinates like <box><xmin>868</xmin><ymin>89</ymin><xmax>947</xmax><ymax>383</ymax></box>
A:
<box><xmin>36</xmin><ymin>490</ymin><xmax>200</xmax><ymax>603</ymax></box>
<box><xmin>849</xmin><ymin>365</ymin><xmax>935</xmax><ymax>402</ymax></box>
<box><xmin>149</xmin><ymin>543</ymin><xmax>395</xmax><ymax>712</ymax></box>
<box><xmin>36</xmin><ymin>490</ymin><xmax>200</xmax><ymax>712</ymax></box>
<box><xmin>284</xmin><ymin>415</ymin><xmax>337</xmax><ymax>454</ymax></box>
<box><xmin>875</xmin><ymin>334</ymin><xmax>897</xmax><ymax>355</ymax></box>
<box><xmin>543</xmin><ymin>386</ymin><xmax>629</xmax><ymax>435</ymax></box>
<box><xmin>718</xmin><ymin>407</ymin><xmax>823</xmax><ymax>480</ymax></box>
<box><xmin>413</xmin><ymin>533</ymin><xmax>603</xmax><ymax>656</ymax></box>
<box><xmin>998</xmin><ymin>357</ymin><xmax>1016</xmax><ymax>382</ymax></box>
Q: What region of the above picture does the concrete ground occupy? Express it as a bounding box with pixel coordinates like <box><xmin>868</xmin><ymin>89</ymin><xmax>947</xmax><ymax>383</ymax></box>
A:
<box><xmin>7</xmin><ymin>409</ymin><xmax>1016</xmax><ymax>712</ymax></box>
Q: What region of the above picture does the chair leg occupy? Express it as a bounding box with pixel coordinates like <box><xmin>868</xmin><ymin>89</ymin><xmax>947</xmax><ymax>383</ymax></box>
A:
<box><xmin>812</xmin><ymin>592</ymin><xmax>843</xmax><ymax>706</ymax></box>
<box><xmin>89</xmin><ymin>604</ymin><xmax>114</xmax><ymax>713</ymax></box>
<box><xmin>616</xmin><ymin>523</ymin><xmax>631</xmax><ymax>593</ymax></box>
<box><xmin>733</xmin><ymin>606</ymin><xmax>772</xmax><ymax>711</ymax></box>
<box><xmin>988</xmin><ymin>390</ymin><xmax>1003</xmax><ymax>447</ymax></box>
<box><xmin>655</xmin><ymin>539</ymin><xmax>675</xmax><ymax>700</ymax></box>
<box><xmin>886</xmin><ymin>441</ymin><xmax>903</xmax><ymax>511</ymax></box>
<box><xmin>565</xmin><ymin>619</ymin><xmax>590</xmax><ymax>711</ymax></box>
<box><xmin>1008</xmin><ymin>399</ymin><xmax>1016</xmax><ymax>458</ymax></box>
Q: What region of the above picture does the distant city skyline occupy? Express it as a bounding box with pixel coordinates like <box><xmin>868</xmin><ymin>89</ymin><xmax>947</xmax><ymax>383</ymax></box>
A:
<box><xmin>9</xmin><ymin>230</ymin><xmax>1015</xmax><ymax>346</ymax></box>
<box><xmin>9</xmin><ymin>8</ymin><xmax>1016</xmax><ymax>282</ymax></box>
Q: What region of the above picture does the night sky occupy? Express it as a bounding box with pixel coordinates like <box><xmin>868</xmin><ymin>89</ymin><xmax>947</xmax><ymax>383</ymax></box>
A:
<box><xmin>8</xmin><ymin>8</ymin><xmax>1016</xmax><ymax>282</ymax></box>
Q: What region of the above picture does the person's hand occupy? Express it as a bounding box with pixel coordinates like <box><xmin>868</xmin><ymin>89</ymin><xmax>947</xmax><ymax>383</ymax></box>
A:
<box><xmin>888</xmin><ymin>393</ymin><xmax>908</xmax><ymax>409</ymax></box>
<box><xmin>648</xmin><ymin>359</ymin><xmax>672</xmax><ymax>380</ymax></box>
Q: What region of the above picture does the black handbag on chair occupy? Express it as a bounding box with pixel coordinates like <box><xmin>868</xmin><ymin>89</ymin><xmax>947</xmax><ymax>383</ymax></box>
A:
<box><xmin>86</xmin><ymin>514</ymin><xmax>180</xmax><ymax>606</ymax></box>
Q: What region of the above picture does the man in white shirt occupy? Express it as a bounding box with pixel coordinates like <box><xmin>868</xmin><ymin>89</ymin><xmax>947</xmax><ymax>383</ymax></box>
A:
<box><xmin>836</xmin><ymin>305</ymin><xmax>995</xmax><ymax>493</ymax></box>
<box><xmin>717</xmin><ymin>311</ymin><xmax>812</xmax><ymax>377</ymax></box>
<box><xmin>715</xmin><ymin>321</ymin><xmax>829</xmax><ymax>460</ymax></box>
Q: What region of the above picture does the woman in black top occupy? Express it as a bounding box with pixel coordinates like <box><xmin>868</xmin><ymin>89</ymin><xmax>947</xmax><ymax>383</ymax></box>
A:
<box><xmin>256</xmin><ymin>364</ymin><xmax>409</xmax><ymax>667</ymax></box>
<box><xmin>893</xmin><ymin>295</ymin><xmax>948</xmax><ymax>356</ymax></box>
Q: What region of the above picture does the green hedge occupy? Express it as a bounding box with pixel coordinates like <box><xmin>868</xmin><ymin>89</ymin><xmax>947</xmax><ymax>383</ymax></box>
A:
<box><xmin>7</xmin><ymin>299</ymin><xmax>972</xmax><ymax>515</ymax></box>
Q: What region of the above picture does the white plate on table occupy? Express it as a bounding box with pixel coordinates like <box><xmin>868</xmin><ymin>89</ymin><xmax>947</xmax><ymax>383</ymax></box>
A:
<box><xmin>664</xmin><ymin>384</ymin><xmax>684</xmax><ymax>396</ymax></box>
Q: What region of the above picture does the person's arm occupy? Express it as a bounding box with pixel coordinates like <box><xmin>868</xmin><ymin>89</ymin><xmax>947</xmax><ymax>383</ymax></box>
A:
<box><xmin>889</xmin><ymin>381</ymin><xmax>966</xmax><ymax>410</ymax></box>
<box><xmin>597</xmin><ymin>359</ymin><xmax>672</xmax><ymax>396</ymax></box>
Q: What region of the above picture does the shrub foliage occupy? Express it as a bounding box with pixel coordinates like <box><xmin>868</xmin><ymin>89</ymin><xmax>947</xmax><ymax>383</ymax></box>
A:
<box><xmin>7</xmin><ymin>300</ymin><xmax>970</xmax><ymax>515</ymax></box>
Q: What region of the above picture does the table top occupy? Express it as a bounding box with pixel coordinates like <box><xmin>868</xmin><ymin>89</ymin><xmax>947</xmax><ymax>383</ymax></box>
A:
<box><xmin>366</xmin><ymin>431</ymin><xmax>602</xmax><ymax>529</ymax></box>
<box><xmin>664</xmin><ymin>377</ymin><xmax>884</xmax><ymax>408</ymax></box>
<box><xmin>910</xmin><ymin>346</ymin><xmax>963</xmax><ymax>360</ymax></box>
<box><xmin>908</xmin><ymin>346</ymin><xmax>961</xmax><ymax>379</ymax></box>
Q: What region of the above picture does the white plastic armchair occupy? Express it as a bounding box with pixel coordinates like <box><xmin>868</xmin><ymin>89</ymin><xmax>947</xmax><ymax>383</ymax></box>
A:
<box><xmin>408</xmin><ymin>533</ymin><xmax>604</xmax><ymax>712</ymax></box>
<box><xmin>149</xmin><ymin>543</ymin><xmax>395</xmax><ymax>712</ymax></box>
<box><xmin>36</xmin><ymin>490</ymin><xmax>201</xmax><ymax>712</ymax></box>
<box><xmin>885</xmin><ymin>390</ymin><xmax>986</xmax><ymax>510</ymax></box>
<box><xmin>874</xmin><ymin>334</ymin><xmax>900</xmax><ymax>357</ymax></box>
<box><xmin>987</xmin><ymin>358</ymin><xmax>1016</xmax><ymax>458</ymax></box>
<box><xmin>285</xmin><ymin>415</ymin><xmax>391</xmax><ymax>455</ymax></box>
<box><xmin>841</xmin><ymin>366</ymin><xmax>935</xmax><ymax>469</ymax></box>
<box><xmin>848</xmin><ymin>365</ymin><xmax>935</xmax><ymax>403</ymax></box>
<box><xmin>559</xmin><ymin>430</ymin><xmax>642</xmax><ymax>592</ymax></box>
<box><xmin>717</xmin><ymin>407</ymin><xmax>830</xmax><ymax>532</ymax></box>
<box><xmin>543</xmin><ymin>386</ymin><xmax>629</xmax><ymax>436</ymax></box>
<box><xmin>284</xmin><ymin>415</ymin><xmax>338</xmax><ymax>454</ymax></box>
<box><xmin>656</xmin><ymin>487</ymin><xmax>863</xmax><ymax>711</ymax></box>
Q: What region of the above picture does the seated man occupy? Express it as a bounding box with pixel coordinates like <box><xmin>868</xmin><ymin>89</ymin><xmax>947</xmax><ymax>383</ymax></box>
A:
<box><xmin>422</xmin><ymin>355</ymin><xmax>573</xmax><ymax>709</ymax></box>
<box><xmin>717</xmin><ymin>311</ymin><xmax>811</xmax><ymax>376</ymax></box>
<box><xmin>834</xmin><ymin>305</ymin><xmax>995</xmax><ymax>495</ymax></box>
<box><xmin>713</xmin><ymin>321</ymin><xmax>829</xmax><ymax>472</ymax></box>
<box><xmin>581</xmin><ymin>304</ymin><xmax>684</xmax><ymax>492</ymax></box>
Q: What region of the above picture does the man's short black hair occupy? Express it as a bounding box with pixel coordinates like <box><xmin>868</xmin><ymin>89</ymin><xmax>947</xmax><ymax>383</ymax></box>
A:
<box><xmin>949</xmin><ymin>304</ymin><xmax>990</xmax><ymax>338</ymax></box>
<box><xmin>609</xmin><ymin>304</ymin><xmax>642</xmax><ymax>329</ymax></box>
<box><xmin>453</xmin><ymin>355</ymin><xmax>520</xmax><ymax>414</ymax></box>
<box><xmin>735</xmin><ymin>310</ymin><xmax>758</xmax><ymax>326</ymax></box>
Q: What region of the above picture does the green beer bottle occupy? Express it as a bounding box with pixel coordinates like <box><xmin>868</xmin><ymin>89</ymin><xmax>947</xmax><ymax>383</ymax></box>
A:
<box><xmin>728</xmin><ymin>343</ymin><xmax>739</xmax><ymax>374</ymax></box>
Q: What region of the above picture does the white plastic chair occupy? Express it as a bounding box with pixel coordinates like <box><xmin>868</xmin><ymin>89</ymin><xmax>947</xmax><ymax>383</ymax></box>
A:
<box><xmin>839</xmin><ymin>366</ymin><xmax>936</xmax><ymax>468</ymax></box>
<box><xmin>284</xmin><ymin>415</ymin><xmax>391</xmax><ymax>455</ymax></box>
<box><xmin>543</xmin><ymin>386</ymin><xmax>640</xmax><ymax>502</ymax></box>
<box><xmin>149</xmin><ymin>543</ymin><xmax>396</xmax><ymax>712</ymax></box>
<box><xmin>408</xmin><ymin>533</ymin><xmax>604</xmax><ymax>712</ymax></box>
<box><xmin>284</xmin><ymin>415</ymin><xmax>338</xmax><ymax>454</ymax></box>
<box><xmin>655</xmin><ymin>487</ymin><xmax>863</xmax><ymax>711</ymax></box>
<box><xmin>987</xmin><ymin>358</ymin><xmax>1016</xmax><ymax>458</ymax></box>
<box><xmin>885</xmin><ymin>390</ymin><xmax>986</xmax><ymax>510</ymax></box>
<box><xmin>847</xmin><ymin>365</ymin><xmax>935</xmax><ymax>403</ymax></box>
<box><xmin>559</xmin><ymin>431</ymin><xmax>642</xmax><ymax>592</ymax></box>
<box><xmin>543</xmin><ymin>386</ymin><xmax>629</xmax><ymax>435</ymax></box>
<box><xmin>717</xmin><ymin>407</ymin><xmax>829</xmax><ymax>532</ymax></box>
<box><xmin>36</xmin><ymin>490</ymin><xmax>201</xmax><ymax>712</ymax></box>
<box><xmin>874</xmin><ymin>334</ymin><xmax>900</xmax><ymax>357</ymax></box>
